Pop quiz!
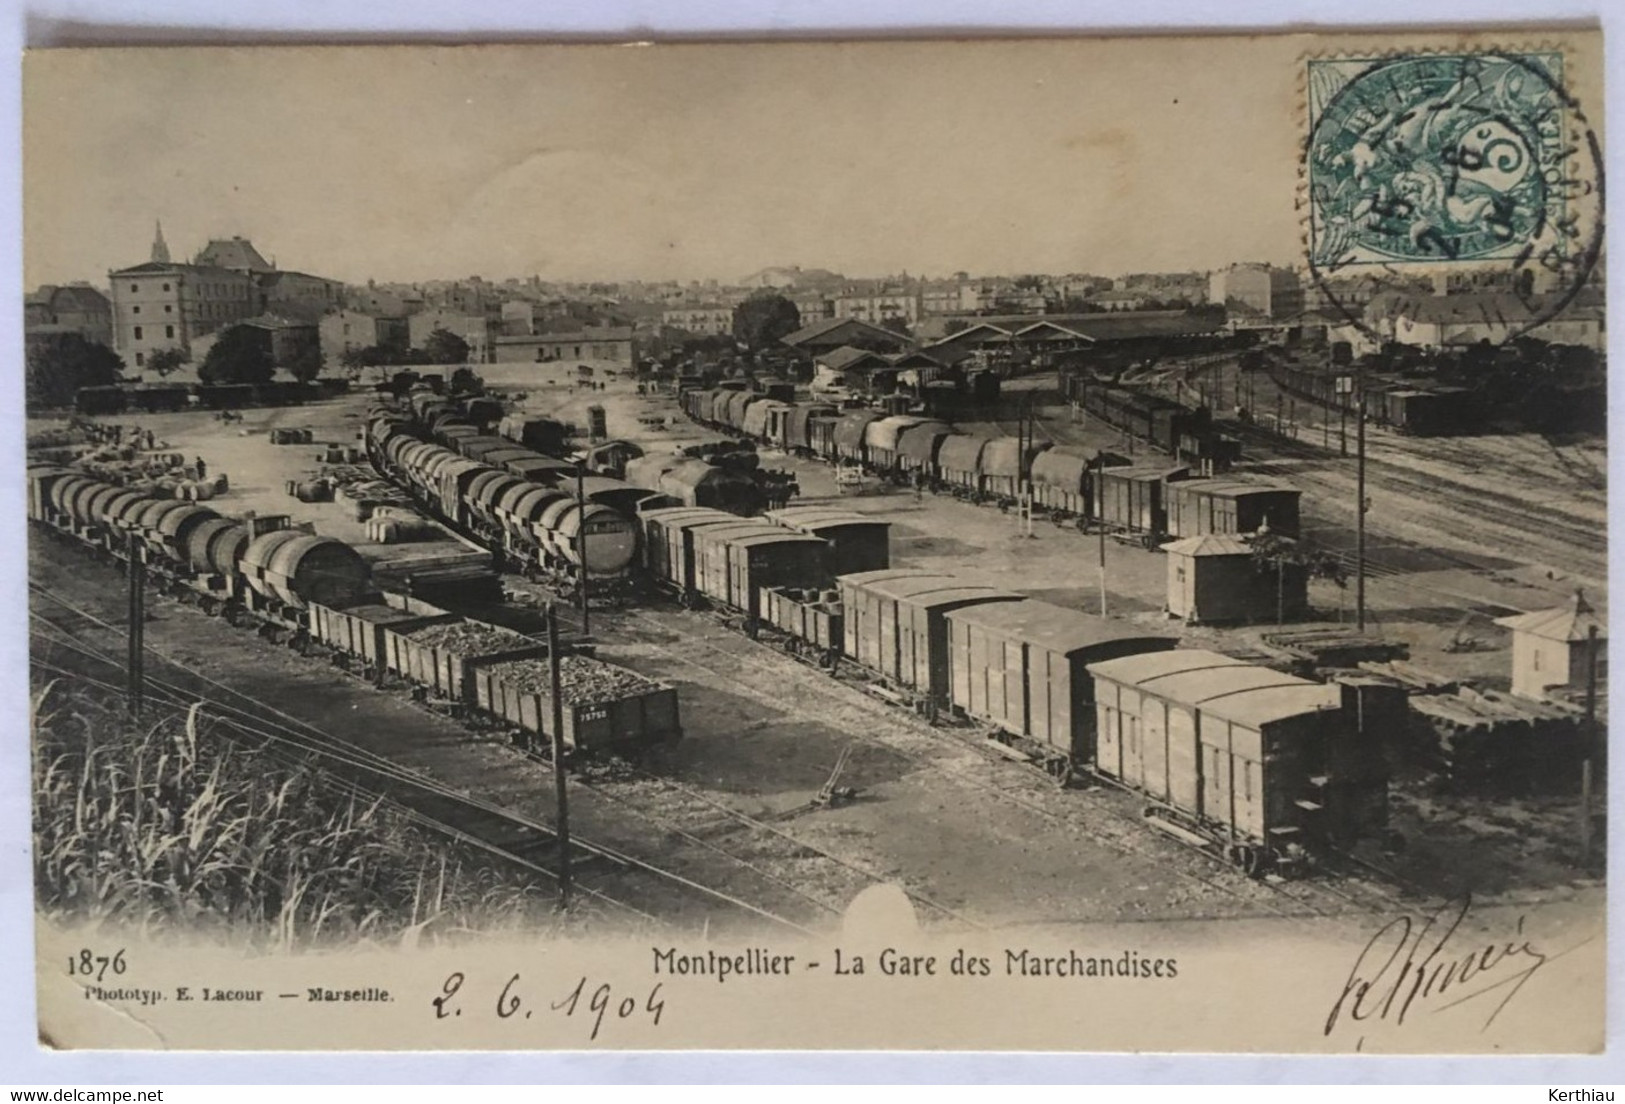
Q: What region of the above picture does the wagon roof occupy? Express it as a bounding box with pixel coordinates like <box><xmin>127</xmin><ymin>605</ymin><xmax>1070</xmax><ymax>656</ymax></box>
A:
<box><xmin>1173</xmin><ymin>479</ymin><xmax>1297</xmax><ymax>498</ymax></box>
<box><xmin>767</xmin><ymin>506</ymin><xmax>887</xmax><ymax>531</ymax></box>
<box><xmin>1197</xmin><ymin>681</ymin><xmax>1343</xmax><ymax>728</ymax></box>
<box><xmin>860</xmin><ymin>573</ymin><xmax>966</xmax><ymax>600</ymax></box>
<box><xmin>896</xmin><ymin>421</ymin><xmax>954</xmax><ymax>460</ymax></box>
<box><xmin>669</xmin><ymin>513</ymin><xmax>754</xmax><ymax>535</ymax></box>
<box><xmin>898</xmin><ymin>585</ymin><xmax>1024</xmax><ymax>611</ymax></box>
<box><xmin>731</xmin><ymin>532</ymin><xmax>828</xmax><ymax>550</ymax></box>
<box><xmin>1087</xmin><ymin>648</ymin><xmax>1250</xmax><ymax>683</ymax></box>
<box><xmin>1029</xmin><ymin>450</ymin><xmax>1089</xmax><ymax>485</ymax></box>
<box><xmin>833</xmin><ymin>410</ymin><xmax>883</xmax><ymax>449</ymax></box>
<box><xmin>1159</xmin><ymin>534</ymin><xmax>1255</xmax><ymax>556</ymax></box>
<box><xmin>642</xmin><ymin>506</ymin><xmax>719</xmax><ymax>522</ymax></box>
<box><xmin>936</xmin><ymin>433</ymin><xmax>989</xmax><ymax>469</ymax></box>
<box><xmin>841</xmin><ymin>568</ymin><xmax>949</xmax><ymax>590</ymax></box>
<box><xmin>948</xmin><ymin>598</ymin><xmax>1176</xmax><ymax>656</ymax></box>
<box><xmin>1106</xmin><ymin>464</ymin><xmax>1192</xmax><ymax>482</ymax></box>
<box><xmin>1087</xmin><ymin>648</ymin><xmax>1338</xmax><ymax>726</ymax></box>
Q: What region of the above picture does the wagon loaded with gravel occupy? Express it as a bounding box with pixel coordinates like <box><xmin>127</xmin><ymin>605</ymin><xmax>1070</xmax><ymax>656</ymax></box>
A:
<box><xmin>383</xmin><ymin>617</ymin><xmax>681</xmax><ymax>752</ymax></box>
<box><xmin>478</xmin><ymin>653</ymin><xmax>681</xmax><ymax>752</ymax></box>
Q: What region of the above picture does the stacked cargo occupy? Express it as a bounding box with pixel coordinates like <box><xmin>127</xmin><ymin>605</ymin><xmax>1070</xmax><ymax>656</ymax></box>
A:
<box><xmin>1407</xmin><ymin>688</ymin><xmax>1584</xmax><ymax>790</ymax></box>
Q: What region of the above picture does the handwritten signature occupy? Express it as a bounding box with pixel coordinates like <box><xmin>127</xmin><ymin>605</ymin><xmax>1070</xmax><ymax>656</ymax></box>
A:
<box><xmin>1324</xmin><ymin>895</ymin><xmax>1554</xmax><ymax>1038</ymax></box>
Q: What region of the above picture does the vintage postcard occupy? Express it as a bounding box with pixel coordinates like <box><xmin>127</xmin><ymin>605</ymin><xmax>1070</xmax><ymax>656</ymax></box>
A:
<box><xmin>22</xmin><ymin>31</ymin><xmax>1607</xmax><ymax>1054</ymax></box>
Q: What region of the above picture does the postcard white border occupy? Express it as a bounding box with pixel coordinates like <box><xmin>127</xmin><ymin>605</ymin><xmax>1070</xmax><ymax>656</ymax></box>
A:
<box><xmin>2</xmin><ymin>0</ymin><xmax>1620</xmax><ymax>1084</ymax></box>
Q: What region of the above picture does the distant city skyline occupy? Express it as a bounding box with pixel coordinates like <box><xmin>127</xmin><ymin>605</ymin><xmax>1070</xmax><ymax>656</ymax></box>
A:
<box><xmin>26</xmin><ymin>39</ymin><xmax>1316</xmax><ymax>290</ymax></box>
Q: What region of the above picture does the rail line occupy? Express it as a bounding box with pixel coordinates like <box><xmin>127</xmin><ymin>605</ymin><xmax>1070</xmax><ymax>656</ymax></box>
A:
<box><xmin>29</xmin><ymin>579</ymin><xmax>821</xmax><ymax>935</ymax></box>
<box><xmin>608</xmin><ymin>601</ymin><xmax>1415</xmax><ymax>926</ymax></box>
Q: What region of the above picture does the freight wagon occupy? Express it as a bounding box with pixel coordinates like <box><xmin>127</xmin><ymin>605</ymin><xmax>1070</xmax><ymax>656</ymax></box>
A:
<box><xmin>1088</xmin><ymin>649</ymin><xmax>1387</xmax><ymax>875</ymax></box>
<box><xmin>945</xmin><ymin>599</ymin><xmax>1179</xmax><ymax>782</ymax></box>
<box><xmin>1028</xmin><ymin>448</ymin><xmax>1130</xmax><ymax>521</ymax></box>
<box><xmin>836</xmin><ymin>569</ymin><xmax>1025</xmax><ymax>714</ymax></box>
<box><xmin>1092</xmin><ymin>464</ymin><xmax>1192</xmax><ymax>544</ymax></box>
<box><xmin>366</xmin><ymin>414</ymin><xmax>641</xmax><ymax>588</ymax></box>
<box><xmin>763</xmin><ymin>506</ymin><xmax>890</xmax><ymax>575</ymax></box>
<box><xmin>1165</xmin><ymin>480</ymin><xmax>1302</xmax><ymax>541</ymax></box>
<box><xmin>29</xmin><ymin>464</ymin><xmax>681</xmax><ymax>754</ymax></box>
<box><xmin>1058</xmin><ymin>373</ymin><xmax>1238</xmax><ymax>469</ymax></box>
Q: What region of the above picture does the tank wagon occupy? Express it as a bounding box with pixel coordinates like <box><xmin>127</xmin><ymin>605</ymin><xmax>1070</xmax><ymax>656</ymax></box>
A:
<box><xmin>1089</xmin><ymin>649</ymin><xmax>1388</xmax><ymax>875</ymax></box>
<box><xmin>366</xmin><ymin>412</ymin><xmax>644</xmax><ymax>590</ymax></box>
<box><xmin>29</xmin><ymin>464</ymin><xmax>679</xmax><ymax>754</ymax></box>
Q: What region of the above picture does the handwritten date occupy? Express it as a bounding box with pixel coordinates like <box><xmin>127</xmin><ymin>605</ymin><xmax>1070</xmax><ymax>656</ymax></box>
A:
<box><xmin>434</xmin><ymin>971</ymin><xmax>665</xmax><ymax>1040</ymax></box>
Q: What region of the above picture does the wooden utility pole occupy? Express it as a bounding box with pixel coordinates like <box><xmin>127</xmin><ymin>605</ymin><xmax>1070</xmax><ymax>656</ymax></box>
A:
<box><xmin>575</xmin><ymin>464</ymin><xmax>590</xmax><ymax>636</ymax></box>
<box><xmin>547</xmin><ymin>605</ymin><xmax>572</xmax><ymax>909</ymax></box>
<box><xmin>1355</xmin><ymin>374</ymin><xmax>1368</xmax><ymax>633</ymax></box>
<box><xmin>1096</xmin><ymin>453</ymin><xmax>1108</xmax><ymax>617</ymax></box>
<box><xmin>1580</xmin><ymin>624</ymin><xmax>1599</xmax><ymax>866</ymax></box>
<box><xmin>126</xmin><ymin>530</ymin><xmax>145</xmax><ymax>719</ymax></box>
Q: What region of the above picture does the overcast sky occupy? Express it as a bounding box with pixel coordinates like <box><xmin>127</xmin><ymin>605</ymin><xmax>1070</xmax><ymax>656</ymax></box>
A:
<box><xmin>26</xmin><ymin>38</ymin><xmax>1325</xmax><ymax>287</ymax></box>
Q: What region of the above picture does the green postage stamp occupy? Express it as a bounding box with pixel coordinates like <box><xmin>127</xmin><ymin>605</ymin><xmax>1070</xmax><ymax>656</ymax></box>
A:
<box><xmin>1305</xmin><ymin>51</ymin><xmax>1603</xmax><ymax>284</ymax></box>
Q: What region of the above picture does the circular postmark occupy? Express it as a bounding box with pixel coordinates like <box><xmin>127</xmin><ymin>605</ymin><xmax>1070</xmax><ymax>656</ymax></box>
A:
<box><xmin>1304</xmin><ymin>50</ymin><xmax>1604</xmax><ymax>343</ymax></box>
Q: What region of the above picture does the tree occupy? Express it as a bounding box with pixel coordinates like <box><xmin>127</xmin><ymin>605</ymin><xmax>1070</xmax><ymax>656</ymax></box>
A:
<box><xmin>147</xmin><ymin>347</ymin><xmax>189</xmax><ymax>378</ymax></box>
<box><xmin>286</xmin><ymin>340</ymin><xmax>324</xmax><ymax>384</ymax></box>
<box><xmin>420</xmin><ymin>328</ymin><xmax>471</xmax><ymax>365</ymax></box>
<box><xmin>25</xmin><ymin>333</ymin><xmax>123</xmax><ymax>410</ymax></box>
<box><xmin>732</xmin><ymin>293</ymin><xmax>801</xmax><ymax>351</ymax></box>
<box><xmin>879</xmin><ymin>316</ymin><xmax>914</xmax><ymax>338</ymax></box>
<box><xmin>198</xmin><ymin>324</ymin><xmax>275</xmax><ymax>385</ymax></box>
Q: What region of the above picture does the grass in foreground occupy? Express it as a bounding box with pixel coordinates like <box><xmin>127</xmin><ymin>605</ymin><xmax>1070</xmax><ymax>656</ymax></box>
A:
<box><xmin>31</xmin><ymin>673</ymin><xmax>602</xmax><ymax>949</ymax></box>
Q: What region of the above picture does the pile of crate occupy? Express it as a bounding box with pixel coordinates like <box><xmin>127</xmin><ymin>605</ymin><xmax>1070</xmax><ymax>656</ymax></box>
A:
<box><xmin>270</xmin><ymin>427</ymin><xmax>315</xmax><ymax>445</ymax></box>
<box><xmin>364</xmin><ymin>505</ymin><xmax>440</xmax><ymax>544</ymax></box>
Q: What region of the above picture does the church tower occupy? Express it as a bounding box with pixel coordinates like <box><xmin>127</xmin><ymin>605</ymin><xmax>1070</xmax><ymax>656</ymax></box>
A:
<box><xmin>151</xmin><ymin>220</ymin><xmax>171</xmax><ymax>264</ymax></box>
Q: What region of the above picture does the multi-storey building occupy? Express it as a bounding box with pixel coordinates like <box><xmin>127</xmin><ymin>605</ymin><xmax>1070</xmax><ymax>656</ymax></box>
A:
<box><xmin>107</xmin><ymin>227</ymin><xmax>345</xmax><ymax>369</ymax></box>
<box><xmin>662</xmin><ymin>304</ymin><xmax>736</xmax><ymax>336</ymax></box>
<box><xmin>1208</xmin><ymin>263</ymin><xmax>1302</xmax><ymax>318</ymax></box>
<box><xmin>25</xmin><ymin>283</ymin><xmax>114</xmax><ymax>347</ymax></box>
<box><xmin>834</xmin><ymin>288</ymin><xmax>921</xmax><ymax>327</ymax></box>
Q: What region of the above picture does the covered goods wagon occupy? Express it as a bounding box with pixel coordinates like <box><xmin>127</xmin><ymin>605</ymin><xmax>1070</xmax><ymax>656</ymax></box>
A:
<box><xmin>945</xmin><ymin>599</ymin><xmax>1178</xmax><ymax>779</ymax></box>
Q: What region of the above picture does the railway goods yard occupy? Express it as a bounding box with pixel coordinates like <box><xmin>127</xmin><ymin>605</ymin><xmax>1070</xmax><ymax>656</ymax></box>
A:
<box><xmin>27</xmin><ymin>355</ymin><xmax>1606</xmax><ymax>939</ymax></box>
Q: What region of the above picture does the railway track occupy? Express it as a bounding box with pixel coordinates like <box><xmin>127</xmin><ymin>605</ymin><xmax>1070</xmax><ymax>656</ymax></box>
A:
<box><xmin>602</xmin><ymin>600</ymin><xmax>1417</xmax><ymax>927</ymax></box>
<box><xmin>28</xmin><ymin>578</ymin><xmax>830</xmax><ymax>936</ymax></box>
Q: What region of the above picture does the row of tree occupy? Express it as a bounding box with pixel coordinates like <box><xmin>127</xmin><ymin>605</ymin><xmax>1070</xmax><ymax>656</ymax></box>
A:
<box><xmin>337</xmin><ymin>329</ymin><xmax>472</xmax><ymax>371</ymax></box>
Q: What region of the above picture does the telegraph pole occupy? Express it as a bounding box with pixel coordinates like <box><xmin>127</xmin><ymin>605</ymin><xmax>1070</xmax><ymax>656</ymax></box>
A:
<box><xmin>1355</xmin><ymin>371</ymin><xmax>1367</xmax><ymax>633</ymax></box>
<box><xmin>547</xmin><ymin>604</ymin><xmax>573</xmax><ymax>910</ymax></box>
<box><xmin>1096</xmin><ymin>453</ymin><xmax>1108</xmax><ymax>617</ymax></box>
<box><xmin>126</xmin><ymin>530</ymin><xmax>145</xmax><ymax>719</ymax></box>
<box><xmin>575</xmin><ymin>463</ymin><xmax>590</xmax><ymax>636</ymax></box>
<box><xmin>1580</xmin><ymin>624</ymin><xmax>1599</xmax><ymax>866</ymax></box>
